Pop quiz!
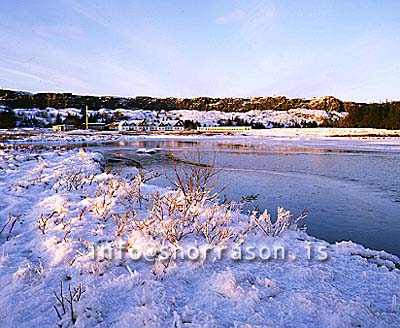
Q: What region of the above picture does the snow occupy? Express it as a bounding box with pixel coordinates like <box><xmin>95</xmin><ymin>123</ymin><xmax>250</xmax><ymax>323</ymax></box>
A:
<box><xmin>2</xmin><ymin>126</ymin><xmax>399</xmax><ymax>150</ymax></box>
<box><xmin>247</xmin><ymin>127</ymin><xmax>400</xmax><ymax>138</ymax></box>
<box><xmin>136</xmin><ymin>148</ymin><xmax>158</xmax><ymax>154</ymax></box>
<box><xmin>0</xmin><ymin>144</ymin><xmax>399</xmax><ymax>327</ymax></box>
<box><xmin>169</xmin><ymin>108</ymin><xmax>346</xmax><ymax>128</ymax></box>
<box><xmin>1</xmin><ymin>129</ymin><xmax>121</xmax><ymax>145</ymax></box>
<box><xmin>10</xmin><ymin>106</ymin><xmax>347</xmax><ymax>129</ymax></box>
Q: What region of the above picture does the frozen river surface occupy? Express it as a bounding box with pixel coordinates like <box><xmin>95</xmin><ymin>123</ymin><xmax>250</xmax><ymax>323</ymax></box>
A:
<box><xmin>94</xmin><ymin>135</ymin><xmax>400</xmax><ymax>256</ymax></box>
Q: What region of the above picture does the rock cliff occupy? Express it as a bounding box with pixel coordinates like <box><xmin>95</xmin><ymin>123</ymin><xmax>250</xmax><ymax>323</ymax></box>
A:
<box><xmin>0</xmin><ymin>90</ymin><xmax>344</xmax><ymax>112</ymax></box>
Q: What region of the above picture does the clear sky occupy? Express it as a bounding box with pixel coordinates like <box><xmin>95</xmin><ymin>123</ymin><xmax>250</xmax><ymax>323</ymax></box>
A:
<box><xmin>0</xmin><ymin>0</ymin><xmax>399</xmax><ymax>101</ymax></box>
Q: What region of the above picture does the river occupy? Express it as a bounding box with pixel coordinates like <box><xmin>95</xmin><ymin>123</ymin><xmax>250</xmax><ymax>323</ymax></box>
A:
<box><xmin>90</xmin><ymin>135</ymin><xmax>400</xmax><ymax>256</ymax></box>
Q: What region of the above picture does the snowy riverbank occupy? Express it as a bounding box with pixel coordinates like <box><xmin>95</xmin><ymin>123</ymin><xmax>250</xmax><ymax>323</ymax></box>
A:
<box><xmin>247</xmin><ymin>127</ymin><xmax>400</xmax><ymax>138</ymax></box>
<box><xmin>0</xmin><ymin>146</ymin><xmax>399</xmax><ymax>327</ymax></box>
<box><xmin>1</xmin><ymin>127</ymin><xmax>400</xmax><ymax>148</ymax></box>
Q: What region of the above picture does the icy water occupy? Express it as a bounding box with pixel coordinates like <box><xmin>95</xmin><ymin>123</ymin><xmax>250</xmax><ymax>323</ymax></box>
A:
<box><xmin>92</xmin><ymin>136</ymin><xmax>400</xmax><ymax>256</ymax></box>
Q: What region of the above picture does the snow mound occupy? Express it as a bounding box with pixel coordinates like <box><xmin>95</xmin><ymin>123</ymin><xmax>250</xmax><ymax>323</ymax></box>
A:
<box><xmin>0</xmin><ymin>147</ymin><xmax>399</xmax><ymax>327</ymax></box>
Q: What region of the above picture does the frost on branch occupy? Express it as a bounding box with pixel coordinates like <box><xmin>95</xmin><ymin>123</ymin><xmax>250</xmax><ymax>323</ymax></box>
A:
<box><xmin>250</xmin><ymin>207</ymin><xmax>308</xmax><ymax>237</ymax></box>
<box><xmin>53</xmin><ymin>281</ymin><xmax>86</xmax><ymax>327</ymax></box>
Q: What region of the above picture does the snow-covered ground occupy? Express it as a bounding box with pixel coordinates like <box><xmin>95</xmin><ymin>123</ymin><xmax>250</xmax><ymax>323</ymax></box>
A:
<box><xmin>7</xmin><ymin>105</ymin><xmax>347</xmax><ymax>128</ymax></box>
<box><xmin>0</xmin><ymin>145</ymin><xmax>399</xmax><ymax>327</ymax></box>
<box><xmin>171</xmin><ymin>108</ymin><xmax>346</xmax><ymax>128</ymax></box>
<box><xmin>247</xmin><ymin>127</ymin><xmax>400</xmax><ymax>138</ymax></box>
<box><xmin>2</xmin><ymin>127</ymin><xmax>400</xmax><ymax>148</ymax></box>
<box><xmin>0</xmin><ymin>129</ymin><xmax>122</xmax><ymax>145</ymax></box>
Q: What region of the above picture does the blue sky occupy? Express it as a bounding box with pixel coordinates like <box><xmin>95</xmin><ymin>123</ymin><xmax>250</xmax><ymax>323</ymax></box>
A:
<box><xmin>0</xmin><ymin>0</ymin><xmax>399</xmax><ymax>101</ymax></box>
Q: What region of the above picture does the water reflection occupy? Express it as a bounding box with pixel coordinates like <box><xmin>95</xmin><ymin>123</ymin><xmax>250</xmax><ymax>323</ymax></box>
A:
<box><xmin>90</xmin><ymin>137</ymin><xmax>400</xmax><ymax>256</ymax></box>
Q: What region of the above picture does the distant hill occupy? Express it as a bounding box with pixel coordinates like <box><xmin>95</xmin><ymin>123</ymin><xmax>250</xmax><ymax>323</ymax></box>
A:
<box><xmin>0</xmin><ymin>89</ymin><xmax>399</xmax><ymax>129</ymax></box>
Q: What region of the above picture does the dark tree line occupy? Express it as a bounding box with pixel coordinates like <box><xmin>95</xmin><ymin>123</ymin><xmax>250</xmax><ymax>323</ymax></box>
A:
<box><xmin>63</xmin><ymin>109</ymin><xmax>111</xmax><ymax>127</ymax></box>
<box><xmin>0</xmin><ymin>108</ymin><xmax>16</xmax><ymax>129</ymax></box>
<box><xmin>340</xmin><ymin>102</ymin><xmax>400</xmax><ymax>129</ymax></box>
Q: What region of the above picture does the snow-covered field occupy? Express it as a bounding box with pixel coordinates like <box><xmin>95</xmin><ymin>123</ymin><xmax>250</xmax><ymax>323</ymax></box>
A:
<box><xmin>248</xmin><ymin>127</ymin><xmax>400</xmax><ymax>138</ymax></box>
<box><xmin>1</xmin><ymin>127</ymin><xmax>400</xmax><ymax>150</ymax></box>
<box><xmin>6</xmin><ymin>105</ymin><xmax>347</xmax><ymax>128</ymax></box>
<box><xmin>171</xmin><ymin>108</ymin><xmax>347</xmax><ymax>128</ymax></box>
<box><xmin>0</xmin><ymin>129</ymin><xmax>122</xmax><ymax>145</ymax></box>
<box><xmin>0</xmin><ymin>144</ymin><xmax>399</xmax><ymax>327</ymax></box>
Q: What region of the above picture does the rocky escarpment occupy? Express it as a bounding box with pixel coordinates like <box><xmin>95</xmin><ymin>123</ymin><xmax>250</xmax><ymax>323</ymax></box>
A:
<box><xmin>1</xmin><ymin>90</ymin><xmax>400</xmax><ymax>129</ymax></box>
<box><xmin>174</xmin><ymin>95</ymin><xmax>345</xmax><ymax>113</ymax></box>
<box><xmin>0</xmin><ymin>90</ymin><xmax>344</xmax><ymax>112</ymax></box>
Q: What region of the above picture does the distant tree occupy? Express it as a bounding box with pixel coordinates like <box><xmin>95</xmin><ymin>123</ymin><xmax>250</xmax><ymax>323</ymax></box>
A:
<box><xmin>233</xmin><ymin>116</ymin><xmax>249</xmax><ymax>126</ymax></box>
<box><xmin>111</xmin><ymin>111</ymin><xmax>124</xmax><ymax>121</ymax></box>
<box><xmin>184</xmin><ymin>120</ymin><xmax>199</xmax><ymax>130</ymax></box>
<box><xmin>308</xmin><ymin>120</ymin><xmax>322</xmax><ymax>128</ymax></box>
<box><xmin>55</xmin><ymin>113</ymin><xmax>63</xmax><ymax>124</ymax></box>
<box><xmin>64</xmin><ymin>113</ymin><xmax>81</xmax><ymax>127</ymax></box>
<box><xmin>88</xmin><ymin>113</ymin><xmax>97</xmax><ymax>123</ymax></box>
<box><xmin>251</xmin><ymin>122</ymin><xmax>265</xmax><ymax>129</ymax></box>
<box><xmin>340</xmin><ymin>101</ymin><xmax>400</xmax><ymax>129</ymax></box>
<box><xmin>382</xmin><ymin>103</ymin><xmax>400</xmax><ymax>129</ymax></box>
<box><xmin>101</xmin><ymin>112</ymin><xmax>112</xmax><ymax>124</ymax></box>
<box><xmin>80</xmin><ymin>107</ymin><xmax>87</xmax><ymax>124</ymax></box>
<box><xmin>0</xmin><ymin>108</ymin><xmax>16</xmax><ymax>128</ymax></box>
<box><xmin>19</xmin><ymin>115</ymin><xmax>45</xmax><ymax>128</ymax></box>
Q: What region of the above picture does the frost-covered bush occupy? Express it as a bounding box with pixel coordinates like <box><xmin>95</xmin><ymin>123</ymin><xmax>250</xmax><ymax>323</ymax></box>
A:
<box><xmin>250</xmin><ymin>207</ymin><xmax>308</xmax><ymax>237</ymax></box>
<box><xmin>127</xmin><ymin>153</ymin><xmax>307</xmax><ymax>249</ymax></box>
<box><xmin>53</xmin><ymin>281</ymin><xmax>86</xmax><ymax>327</ymax></box>
<box><xmin>43</xmin><ymin>149</ymin><xmax>307</xmax><ymax>279</ymax></box>
<box><xmin>13</xmin><ymin>259</ymin><xmax>44</xmax><ymax>285</ymax></box>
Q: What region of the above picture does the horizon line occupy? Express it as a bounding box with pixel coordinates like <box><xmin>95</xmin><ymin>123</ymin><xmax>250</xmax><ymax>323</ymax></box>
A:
<box><xmin>1</xmin><ymin>87</ymin><xmax>399</xmax><ymax>104</ymax></box>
